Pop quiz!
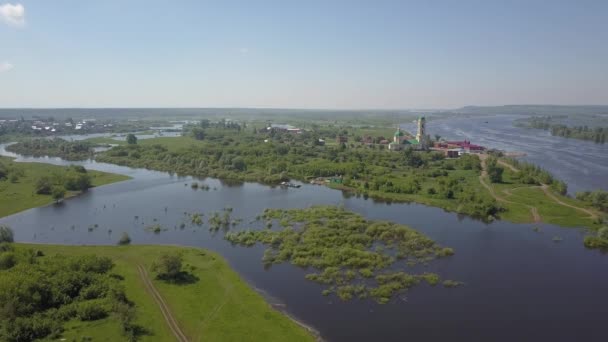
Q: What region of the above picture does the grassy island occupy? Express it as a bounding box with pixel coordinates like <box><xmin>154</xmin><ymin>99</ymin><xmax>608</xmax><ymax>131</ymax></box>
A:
<box><xmin>0</xmin><ymin>241</ymin><xmax>315</xmax><ymax>342</ymax></box>
<box><xmin>0</xmin><ymin>156</ymin><xmax>130</xmax><ymax>218</ymax></box>
<box><xmin>226</xmin><ymin>206</ymin><xmax>459</xmax><ymax>304</ymax></box>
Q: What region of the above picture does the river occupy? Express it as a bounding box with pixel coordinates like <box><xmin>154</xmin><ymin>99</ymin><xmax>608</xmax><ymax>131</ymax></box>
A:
<box><xmin>1</xmin><ymin>122</ymin><xmax>607</xmax><ymax>341</ymax></box>
<box><xmin>401</xmin><ymin>114</ymin><xmax>608</xmax><ymax>194</ymax></box>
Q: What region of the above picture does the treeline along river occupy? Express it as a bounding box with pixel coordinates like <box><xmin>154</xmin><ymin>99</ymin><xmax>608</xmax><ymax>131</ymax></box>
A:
<box><xmin>1</xmin><ymin>122</ymin><xmax>608</xmax><ymax>341</ymax></box>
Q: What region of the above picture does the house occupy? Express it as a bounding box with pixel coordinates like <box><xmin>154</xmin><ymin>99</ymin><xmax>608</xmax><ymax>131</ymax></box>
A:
<box><xmin>336</xmin><ymin>136</ymin><xmax>348</xmax><ymax>144</ymax></box>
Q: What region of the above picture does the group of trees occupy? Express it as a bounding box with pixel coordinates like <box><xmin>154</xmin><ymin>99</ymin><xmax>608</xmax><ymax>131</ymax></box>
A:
<box><xmin>523</xmin><ymin>116</ymin><xmax>607</xmax><ymax>144</ymax></box>
<box><xmin>34</xmin><ymin>165</ymin><xmax>92</xmax><ymax>202</ymax></box>
<box><xmin>188</xmin><ymin>119</ymin><xmax>243</xmax><ymax>141</ymax></box>
<box><xmin>503</xmin><ymin>157</ymin><xmax>568</xmax><ymax>195</ymax></box>
<box><xmin>0</xmin><ymin>230</ymin><xmax>138</xmax><ymax>342</ymax></box>
<box><xmin>6</xmin><ymin>138</ymin><xmax>95</xmax><ymax>160</ymax></box>
<box><xmin>576</xmin><ymin>190</ymin><xmax>608</xmax><ymax>212</ymax></box>
<box><xmin>0</xmin><ymin>159</ymin><xmax>25</xmax><ymax>183</ymax></box>
<box><xmin>95</xmin><ymin>127</ymin><xmax>507</xmax><ymax>219</ymax></box>
<box><xmin>486</xmin><ymin>157</ymin><xmax>504</xmax><ymax>183</ymax></box>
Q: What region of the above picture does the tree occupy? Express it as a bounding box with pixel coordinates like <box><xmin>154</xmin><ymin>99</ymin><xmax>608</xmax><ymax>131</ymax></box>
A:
<box><xmin>126</xmin><ymin>134</ymin><xmax>138</xmax><ymax>145</ymax></box>
<box><xmin>486</xmin><ymin>157</ymin><xmax>504</xmax><ymax>183</ymax></box>
<box><xmin>151</xmin><ymin>253</ymin><xmax>183</xmax><ymax>280</ymax></box>
<box><xmin>191</xmin><ymin>127</ymin><xmax>205</xmax><ymax>140</ymax></box>
<box><xmin>0</xmin><ymin>225</ymin><xmax>14</xmax><ymax>243</ymax></box>
<box><xmin>598</xmin><ymin>227</ymin><xmax>608</xmax><ymax>240</ymax></box>
<box><xmin>52</xmin><ymin>187</ymin><xmax>66</xmax><ymax>203</ymax></box>
<box><xmin>35</xmin><ymin>177</ymin><xmax>53</xmax><ymax>195</ymax></box>
<box><xmin>118</xmin><ymin>232</ymin><xmax>131</xmax><ymax>245</ymax></box>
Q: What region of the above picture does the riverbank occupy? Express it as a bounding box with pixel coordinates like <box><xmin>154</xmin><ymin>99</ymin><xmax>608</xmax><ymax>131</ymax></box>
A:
<box><xmin>0</xmin><ymin>156</ymin><xmax>130</xmax><ymax>218</ymax></box>
<box><xmin>11</xmin><ymin>243</ymin><xmax>316</xmax><ymax>342</ymax></box>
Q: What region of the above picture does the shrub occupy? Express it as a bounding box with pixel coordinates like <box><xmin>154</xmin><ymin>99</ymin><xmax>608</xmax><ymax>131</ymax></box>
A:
<box><xmin>0</xmin><ymin>225</ymin><xmax>14</xmax><ymax>243</ymax></box>
<box><xmin>0</xmin><ymin>252</ymin><xmax>16</xmax><ymax>270</ymax></box>
<box><xmin>118</xmin><ymin>232</ymin><xmax>131</xmax><ymax>245</ymax></box>
<box><xmin>35</xmin><ymin>177</ymin><xmax>53</xmax><ymax>195</ymax></box>
<box><xmin>76</xmin><ymin>301</ymin><xmax>108</xmax><ymax>321</ymax></box>
<box><xmin>151</xmin><ymin>253</ymin><xmax>183</xmax><ymax>280</ymax></box>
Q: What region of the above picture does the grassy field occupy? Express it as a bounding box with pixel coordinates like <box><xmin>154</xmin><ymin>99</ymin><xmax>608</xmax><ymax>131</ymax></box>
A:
<box><xmin>0</xmin><ymin>156</ymin><xmax>130</xmax><ymax>218</ymax></box>
<box><xmin>19</xmin><ymin>244</ymin><xmax>315</xmax><ymax>342</ymax></box>
<box><xmin>488</xmin><ymin>162</ymin><xmax>601</xmax><ymax>228</ymax></box>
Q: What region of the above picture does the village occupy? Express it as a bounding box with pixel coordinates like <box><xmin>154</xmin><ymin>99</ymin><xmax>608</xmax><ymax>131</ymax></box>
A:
<box><xmin>265</xmin><ymin>116</ymin><xmax>487</xmax><ymax>158</ymax></box>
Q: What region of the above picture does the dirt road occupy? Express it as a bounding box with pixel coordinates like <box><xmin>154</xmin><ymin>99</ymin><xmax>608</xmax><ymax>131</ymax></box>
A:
<box><xmin>479</xmin><ymin>157</ymin><xmax>541</xmax><ymax>223</ymax></box>
<box><xmin>136</xmin><ymin>264</ymin><xmax>189</xmax><ymax>342</ymax></box>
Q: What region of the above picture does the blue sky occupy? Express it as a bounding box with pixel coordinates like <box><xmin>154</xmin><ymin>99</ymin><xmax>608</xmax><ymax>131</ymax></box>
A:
<box><xmin>0</xmin><ymin>0</ymin><xmax>607</xmax><ymax>108</ymax></box>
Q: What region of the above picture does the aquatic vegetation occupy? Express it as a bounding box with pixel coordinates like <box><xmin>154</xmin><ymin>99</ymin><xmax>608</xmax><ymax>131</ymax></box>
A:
<box><xmin>208</xmin><ymin>208</ymin><xmax>233</xmax><ymax>232</ymax></box>
<box><xmin>442</xmin><ymin>280</ymin><xmax>463</xmax><ymax>288</ymax></box>
<box><xmin>189</xmin><ymin>213</ymin><xmax>204</xmax><ymax>226</ymax></box>
<box><xmin>145</xmin><ymin>224</ymin><xmax>165</xmax><ymax>234</ymax></box>
<box><xmin>584</xmin><ymin>226</ymin><xmax>608</xmax><ymax>251</ymax></box>
<box><xmin>225</xmin><ymin>206</ymin><xmax>458</xmax><ymax>303</ymax></box>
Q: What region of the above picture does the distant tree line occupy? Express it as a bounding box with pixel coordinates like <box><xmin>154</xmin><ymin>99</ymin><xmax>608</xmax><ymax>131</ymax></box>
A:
<box><xmin>7</xmin><ymin>138</ymin><xmax>95</xmax><ymax>160</ymax></box>
<box><xmin>520</xmin><ymin>116</ymin><xmax>607</xmax><ymax>144</ymax></box>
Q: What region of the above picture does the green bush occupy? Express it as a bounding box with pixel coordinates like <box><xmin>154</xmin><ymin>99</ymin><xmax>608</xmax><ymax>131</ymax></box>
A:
<box><xmin>76</xmin><ymin>300</ymin><xmax>108</xmax><ymax>321</ymax></box>
<box><xmin>0</xmin><ymin>252</ymin><xmax>16</xmax><ymax>270</ymax></box>
<box><xmin>0</xmin><ymin>225</ymin><xmax>14</xmax><ymax>243</ymax></box>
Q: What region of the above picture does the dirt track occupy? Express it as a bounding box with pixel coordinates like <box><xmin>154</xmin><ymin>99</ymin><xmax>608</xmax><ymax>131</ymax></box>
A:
<box><xmin>540</xmin><ymin>184</ymin><xmax>598</xmax><ymax>219</ymax></box>
<box><xmin>479</xmin><ymin>157</ymin><xmax>541</xmax><ymax>222</ymax></box>
<box><xmin>136</xmin><ymin>264</ymin><xmax>189</xmax><ymax>342</ymax></box>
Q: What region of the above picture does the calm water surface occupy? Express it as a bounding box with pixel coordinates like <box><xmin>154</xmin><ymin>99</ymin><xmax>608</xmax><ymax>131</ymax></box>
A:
<box><xmin>1</xmin><ymin>128</ymin><xmax>607</xmax><ymax>341</ymax></box>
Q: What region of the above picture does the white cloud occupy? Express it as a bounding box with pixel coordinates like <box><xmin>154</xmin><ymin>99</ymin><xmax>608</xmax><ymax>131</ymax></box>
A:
<box><xmin>0</xmin><ymin>61</ymin><xmax>14</xmax><ymax>73</ymax></box>
<box><xmin>238</xmin><ymin>47</ymin><xmax>249</xmax><ymax>54</ymax></box>
<box><xmin>0</xmin><ymin>3</ymin><xmax>25</xmax><ymax>27</ymax></box>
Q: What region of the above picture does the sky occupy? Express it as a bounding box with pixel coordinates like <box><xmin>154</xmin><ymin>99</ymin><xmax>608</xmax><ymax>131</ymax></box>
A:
<box><xmin>0</xmin><ymin>0</ymin><xmax>607</xmax><ymax>109</ymax></box>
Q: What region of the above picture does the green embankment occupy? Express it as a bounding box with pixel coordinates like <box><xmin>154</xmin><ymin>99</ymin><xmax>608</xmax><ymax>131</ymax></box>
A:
<box><xmin>0</xmin><ymin>156</ymin><xmax>130</xmax><ymax>218</ymax></box>
<box><xmin>18</xmin><ymin>244</ymin><xmax>315</xmax><ymax>342</ymax></box>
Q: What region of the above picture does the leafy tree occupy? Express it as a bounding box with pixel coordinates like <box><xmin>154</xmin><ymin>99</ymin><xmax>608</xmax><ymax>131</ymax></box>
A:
<box><xmin>486</xmin><ymin>157</ymin><xmax>503</xmax><ymax>183</ymax></box>
<box><xmin>51</xmin><ymin>187</ymin><xmax>66</xmax><ymax>203</ymax></box>
<box><xmin>126</xmin><ymin>134</ymin><xmax>138</xmax><ymax>145</ymax></box>
<box><xmin>191</xmin><ymin>127</ymin><xmax>205</xmax><ymax>140</ymax></box>
<box><xmin>0</xmin><ymin>226</ymin><xmax>14</xmax><ymax>243</ymax></box>
<box><xmin>118</xmin><ymin>232</ymin><xmax>131</xmax><ymax>245</ymax></box>
<box><xmin>151</xmin><ymin>253</ymin><xmax>183</xmax><ymax>280</ymax></box>
<box><xmin>35</xmin><ymin>177</ymin><xmax>53</xmax><ymax>195</ymax></box>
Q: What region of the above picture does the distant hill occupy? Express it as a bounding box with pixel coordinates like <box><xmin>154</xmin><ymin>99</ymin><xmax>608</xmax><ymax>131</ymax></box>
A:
<box><xmin>452</xmin><ymin>105</ymin><xmax>608</xmax><ymax>116</ymax></box>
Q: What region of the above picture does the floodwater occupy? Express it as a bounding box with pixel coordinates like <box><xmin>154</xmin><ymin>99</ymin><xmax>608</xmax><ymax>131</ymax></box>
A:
<box><xmin>1</xmin><ymin>127</ymin><xmax>608</xmax><ymax>341</ymax></box>
<box><xmin>402</xmin><ymin>115</ymin><xmax>608</xmax><ymax>194</ymax></box>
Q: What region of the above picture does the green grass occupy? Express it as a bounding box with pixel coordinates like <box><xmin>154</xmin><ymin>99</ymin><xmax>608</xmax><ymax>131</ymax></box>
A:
<box><xmin>489</xmin><ymin>164</ymin><xmax>601</xmax><ymax>228</ymax></box>
<box><xmin>0</xmin><ymin>157</ymin><xmax>130</xmax><ymax>218</ymax></box>
<box><xmin>19</xmin><ymin>244</ymin><xmax>315</xmax><ymax>342</ymax></box>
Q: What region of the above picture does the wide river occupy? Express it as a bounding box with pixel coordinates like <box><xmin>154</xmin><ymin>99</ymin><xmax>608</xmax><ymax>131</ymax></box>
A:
<box><xmin>1</xmin><ymin>117</ymin><xmax>607</xmax><ymax>342</ymax></box>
